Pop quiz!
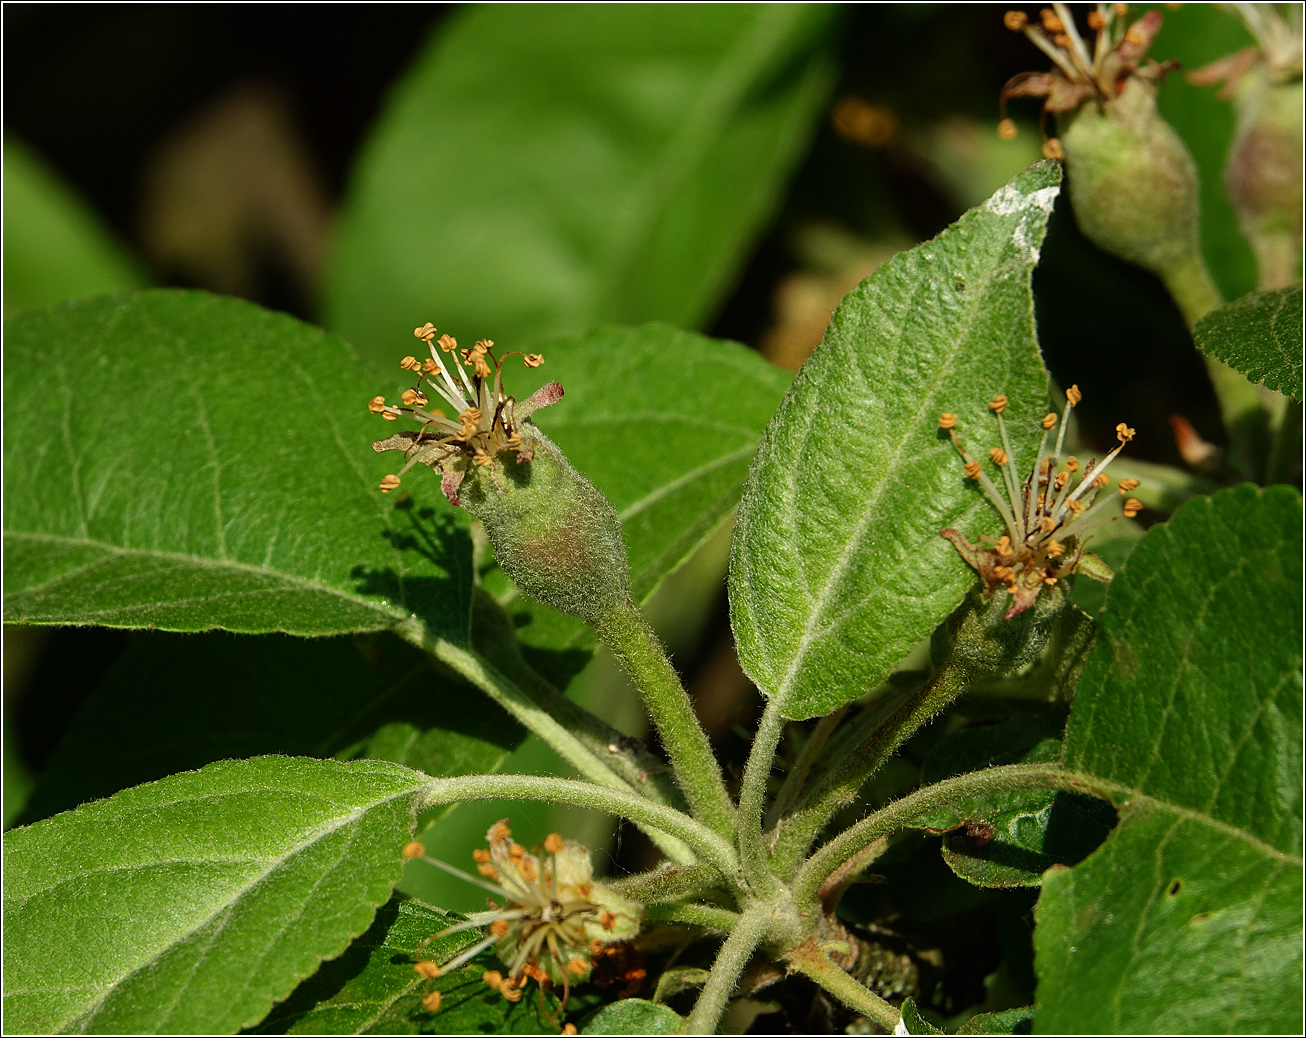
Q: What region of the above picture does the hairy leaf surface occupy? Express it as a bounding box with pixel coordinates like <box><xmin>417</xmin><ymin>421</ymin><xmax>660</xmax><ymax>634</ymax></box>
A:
<box><xmin>1193</xmin><ymin>284</ymin><xmax>1303</xmax><ymax>401</ymax></box>
<box><xmin>3</xmin><ymin>292</ymin><xmax>473</xmax><ymax>640</ymax></box>
<box><xmin>3</xmin><ymin>757</ymin><xmax>431</xmax><ymax>1034</ymax></box>
<box><xmin>324</xmin><ymin>4</ymin><xmax>835</xmax><ymax>366</ymax></box>
<box><xmin>1036</xmin><ymin>485</ymin><xmax>1303</xmax><ymax>1033</ymax></box>
<box><xmin>730</xmin><ymin>162</ymin><xmax>1059</xmax><ymax>719</ymax></box>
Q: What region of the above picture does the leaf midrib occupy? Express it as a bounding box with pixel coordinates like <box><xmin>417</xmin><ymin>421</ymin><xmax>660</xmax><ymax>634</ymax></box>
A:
<box><xmin>2</xmin><ymin>531</ymin><xmax>411</xmax><ymax>626</ymax></box>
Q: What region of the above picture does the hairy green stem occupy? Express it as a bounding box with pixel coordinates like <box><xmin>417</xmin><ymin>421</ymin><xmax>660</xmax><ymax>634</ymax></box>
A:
<box><xmin>786</xmin><ymin>946</ymin><xmax>899</xmax><ymax>1032</ymax></box>
<box><xmin>421</xmin><ymin>773</ymin><xmax>739</xmax><ymax>880</ymax></box>
<box><xmin>766</xmin><ymin>705</ymin><xmax>847</xmax><ymax>830</ymax></box>
<box><xmin>737</xmin><ymin>697</ymin><xmax>787</xmax><ymax>897</ymax></box>
<box><xmin>769</xmin><ymin>659</ymin><xmax>969</xmax><ymax>877</ymax></box>
<box><xmin>471</xmin><ymin>587</ymin><xmax>688</xmax><ymax>813</ymax></box>
<box><xmin>592</xmin><ymin>599</ymin><xmax>737</xmax><ymax>839</ymax></box>
<box><xmin>684</xmin><ymin>901</ymin><xmax>771</xmax><ymax>1034</ymax></box>
<box><xmin>792</xmin><ymin>762</ymin><xmax>1115</xmax><ymax>911</ymax></box>
<box><xmin>1266</xmin><ymin>397</ymin><xmax>1302</xmax><ymax>486</ymax></box>
<box><xmin>645</xmin><ymin>902</ymin><xmax>741</xmax><ymax>934</ymax></box>
<box><xmin>608</xmin><ymin>862</ymin><xmax>731</xmax><ymax>906</ymax></box>
<box><xmin>400</xmin><ymin>624</ymin><xmax>696</xmax><ymax>864</ymax></box>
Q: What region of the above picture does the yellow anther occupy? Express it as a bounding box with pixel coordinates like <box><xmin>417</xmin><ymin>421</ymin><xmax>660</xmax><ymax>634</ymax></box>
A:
<box><xmin>1065</xmin><ymin>456</ymin><xmax>1079</xmax><ymax>472</ymax></box>
<box><xmin>379</xmin><ymin>474</ymin><xmax>401</xmax><ymax>493</ymax></box>
<box><xmin>1093</xmin><ymin>473</ymin><xmax>1110</xmax><ymax>488</ymax></box>
<box><xmin>567</xmin><ymin>957</ymin><xmax>588</xmax><ymax>976</ymax></box>
<box><xmin>989</xmin><ymin>394</ymin><xmax>1008</xmax><ymax>413</ymax></box>
<box><xmin>1087</xmin><ymin>11</ymin><xmax>1105</xmax><ymax>30</ymax></box>
<box><xmin>1004</xmin><ymin>10</ymin><xmax>1029</xmax><ymax>31</ymax></box>
<box><xmin>1040</xmin><ymin>457</ymin><xmax>1053</xmax><ymax>476</ymax></box>
<box><xmin>993</xmin><ymin>564</ymin><xmax>1014</xmax><ymax>580</ymax></box>
<box><xmin>964</xmin><ymin>459</ymin><xmax>982</xmax><ymax>479</ymax></box>
<box><xmin>369</xmin><ymin>395</ymin><xmax>387</xmax><ymax>414</ymax></box>
<box><xmin>1043</xmin><ymin>575</ymin><xmax>1059</xmax><ymax>586</ymax></box>
<box><xmin>1122</xmin><ymin>497</ymin><xmax>1144</xmax><ymax>518</ymax></box>
<box><xmin>1116</xmin><ymin>423</ymin><xmax>1136</xmax><ymax>443</ymax></box>
<box><xmin>1054</xmin><ymin>472</ymin><xmax>1068</xmax><ymax>490</ymax></box>
<box><xmin>477</xmin><ymin>863</ymin><xmax>499</xmax><ymax>880</ymax></box>
<box><xmin>1042</xmin><ymin>412</ymin><xmax>1057</xmax><ymax>429</ymax></box>
<box><xmin>475</xmin><ymin>339</ymin><xmax>494</xmax><ymax>352</ymax></box>
<box><xmin>382</xmin><ymin>410</ymin><xmax>399</xmax><ymax>422</ymax></box>
<box><xmin>414</xmin><ymin>961</ymin><xmax>440</xmax><ymax>979</ymax></box>
<box><xmin>523</xmin><ymin>354</ymin><xmax>544</xmax><ymax>368</ymax></box>
<box><xmin>1040</xmin><ymin>8</ymin><xmax>1064</xmax><ymax>32</ymax></box>
<box><xmin>997</xmin><ymin>118</ymin><xmax>1018</xmax><ymax>140</ymax></box>
<box><xmin>400</xmin><ymin>355</ymin><xmax>421</xmax><ymax>372</ymax></box>
<box><xmin>422</xmin><ymin>991</ymin><xmax>442</xmax><ymax>1012</ymax></box>
<box><xmin>473</xmin><ymin>449</ymin><xmax>493</xmax><ymax>467</ymax></box>
<box><xmin>544</xmin><ymin>833</ymin><xmax>565</xmax><ymax>854</ymax></box>
<box><xmin>401</xmin><ymin>389</ymin><xmax>422</xmax><ymax>406</ymax></box>
<box><xmin>1114</xmin><ymin>3</ymin><xmax>1129</xmax><ymax>16</ymax></box>
<box><xmin>1118</xmin><ymin>478</ymin><xmax>1140</xmax><ymax>492</ymax></box>
<box><xmin>482</xmin><ymin>971</ymin><xmax>504</xmax><ymax>989</ymax></box>
<box><xmin>1040</xmin><ymin>515</ymin><xmax>1056</xmax><ymax>532</ymax></box>
<box><xmin>518</xmin><ymin>857</ymin><xmax>539</xmax><ymax>882</ymax></box>
<box><xmin>472</xmin><ymin>848</ymin><xmax>491</xmax><ymax>863</ymax></box>
<box><xmin>402</xmin><ymin>841</ymin><xmax>426</xmax><ymax>859</ymax></box>
<box><xmin>1125</xmin><ymin>26</ymin><xmax>1144</xmax><ymax>45</ymax></box>
<box><xmin>490</xmin><ymin>918</ymin><xmax>511</xmax><ymax>938</ymax></box>
<box><xmin>1065</xmin><ymin>384</ymin><xmax>1082</xmax><ymax>406</ymax></box>
<box><xmin>1046</xmin><ymin>540</ymin><xmax>1065</xmax><ymax>558</ymax></box>
<box><xmin>414</xmin><ymin>323</ymin><xmax>437</xmax><ymax>342</ymax></box>
<box><xmin>995</xmin><ymin>535</ymin><xmax>1012</xmax><ymax>556</ymax></box>
<box><xmin>564</xmin><ymin>1025</ymin><xmax>579</xmax><ymax>1036</ymax></box>
<box><xmin>509</xmin><ymin>842</ymin><xmax>526</xmax><ymax>860</ymax></box>
<box><xmin>989</xmin><ymin>448</ymin><xmax>1009</xmax><ymax>465</ymax></box>
<box><xmin>422</xmin><ymin>358</ymin><xmax>441</xmax><ymax>375</ymax></box>
<box><xmin>599</xmin><ymin>910</ymin><xmax>617</xmax><ymax>931</ymax></box>
<box><xmin>459</xmin><ymin>407</ymin><xmax>483</xmax><ymax>425</ymax></box>
<box><xmin>437</xmin><ymin>333</ymin><xmax>458</xmax><ymax>353</ymax></box>
<box><xmin>1043</xmin><ymin>137</ymin><xmax>1065</xmax><ymax>160</ymax></box>
<box><xmin>1053</xmin><ymin>32</ymin><xmax>1073</xmax><ymax>48</ymax></box>
<box><xmin>473</xmin><ymin>354</ymin><xmax>492</xmax><ymax>379</ymax></box>
<box><xmin>938</xmin><ymin>412</ymin><xmax>958</xmax><ymax>429</ymax></box>
<box><xmin>1066</xmin><ymin>499</ymin><xmax>1085</xmax><ymax>514</ymax></box>
<box><xmin>500</xmin><ymin>982</ymin><xmax>523</xmax><ymax>1003</ymax></box>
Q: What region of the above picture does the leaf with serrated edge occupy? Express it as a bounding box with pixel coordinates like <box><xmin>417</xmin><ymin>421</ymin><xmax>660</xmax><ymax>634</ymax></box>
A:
<box><xmin>3</xmin><ymin>291</ymin><xmax>473</xmax><ymax>641</ymax></box>
<box><xmin>2</xmin><ymin>756</ymin><xmax>431</xmax><ymax>1034</ymax></box>
<box><xmin>1193</xmin><ymin>284</ymin><xmax>1303</xmax><ymax>401</ymax></box>
<box><xmin>730</xmin><ymin>162</ymin><xmax>1060</xmax><ymax>719</ymax></box>
<box><xmin>1035</xmin><ymin>485</ymin><xmax>1303</xmax><ymax>1033</ymax></box>
<box><xmin>582</xmin><ymin>998</ymin><xmax>684</xmax><ymax>1035</ymax></box>
<box><xmin>324</xmin><ymin>5</ymin><xmax>835</xmax><ymax>366</ymax></box>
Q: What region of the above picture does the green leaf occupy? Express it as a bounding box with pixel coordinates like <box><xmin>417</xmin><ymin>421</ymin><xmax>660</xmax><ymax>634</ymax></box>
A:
<box><xmin>18</xmin><ymin>631</ymin><xmax>523</xmax><ymax>826</ymax></box>
<box><xmin>482</xmin><ymin>324</ymin><xmax>791</xmax><ymax>661</ymax></box>
<box><xmin>729</xmin><ymin>162</ymin><xmax>1060</xmax><ymax>719</ymax></box>
<box><xmin>2</xmin><ymin>291</ymin><xmax>473</xmax><ymax>641</ymax></box>
<box><xmin>1193</xmin><ymin>284</ymin><xmax>1304</xmax><ymax>401</ymax></box>
<box><xmin>2</xmin><ymin>756</ymin><xmax>431</xmax><ymax>1034</ymax></box>
<box><xmin>916</xmin><ymin>716</ymin><xmax>1115</xmax><ymax>889</ymax></box>
<box><xmin>899</xmin><ymin>997</ymin><xmax>945</xmax><ymax>1035</ymax></box>
<box><xmin>957</xmin><ymin>1005</ymin><xmax>1035</xmax><ymax>1034</ymax></box>
<box><xmin>2</xmin><ymin>135</ymin><xmax>149</xmax><ymax>319</ymax></box>
<box><xmin>256</xmin><ymin>894</ymin><xmax>553</xmax><ymax>1035</ymax></box>
<box><xmin>1035</xmin><ymin>484</ymin><xmax>1303</xmax><ymax>1033</ymax></box>
<box><xmin>582</xmin><ymin>998</ymin><xmax>684</xmax><ymax>1035</ymax></box>
<box><xmin>324</xmin><ymin>4</ymin><xmax>835</xmax><ymax>366</ymax></box>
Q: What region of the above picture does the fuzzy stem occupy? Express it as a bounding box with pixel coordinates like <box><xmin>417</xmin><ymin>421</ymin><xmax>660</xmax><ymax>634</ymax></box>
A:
<box><xmin>767</xmin><ymin>705</ymin><xmax>848</xmax><ymax>829</ymax></box>
<box><xmin>400</xmin><ymin>623</ymin><xmax>697</xmax><ymax>864</ymax></box>
<box><xmin>421</xmin><ymin>773</ymin><xmax>739</xmax><ymax>880</ymax></box>
<box><xmin>786</xmin><ymin>945</ymin><xmax>900</xmax><ymax>1032</ymax></box>
<box><xmin>737</xmin><ymin>697</ymin><xmax>788</xmax><ymax>897</ymax></box>
<box><xmin>792</xmin><ymin>762</ymin><xmax>1116</xmax><ymax>911</ymax></box>
<box><xmin>591</xmin><ymin>599</ymin><xmax>737</xmax><ymax>839</ymax></box>
<box><xmin>608</xmin><ymin>863</ymin><xmax>731</xmax><ymax>906</ymax></box>
<box><xmin>684</xmin><ymin>901</ymin><xmax>771</xmax><ymax>1034</ymax></box>
<box><xmin>769</xmin><ymin>659</ymin><xmax>970</xmax><ymax>878</ymax></box>
<box><xmin>644</xmin><ymin>902</ymin><xmax>741</xmax><ymax>933</ymax></box>
<box><xmin>1265</xmin><ymin>397</ymin><xmax>1302</xmax><ymax>487</ymax></box>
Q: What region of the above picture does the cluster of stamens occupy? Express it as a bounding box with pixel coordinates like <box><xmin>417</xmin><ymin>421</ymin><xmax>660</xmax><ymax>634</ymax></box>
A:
<box><xmin>369</xmin><ymin>322</ymin><xmax>547</xmax><ymax>495</ymax></box>
<box><xmin>405</xmin><ymin>822</ymin><xmax>640</xmax><ymax>1019</ymax></box>
<box><xmin>998</xmin><ymin>3</ymin><xmax>1172</xmax><ymax>158</ymax></box>
<box><xmin>940</xmin><ymin>385</ymin><xmax>1142</xmax><ymax>618</ymax></box>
